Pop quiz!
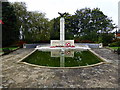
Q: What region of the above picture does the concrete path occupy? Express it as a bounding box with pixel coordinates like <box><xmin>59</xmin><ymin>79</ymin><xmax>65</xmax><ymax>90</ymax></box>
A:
<box><xmin>1</xmin><ymin>48</ymin><xmax>119</xmax><ymax>88</ymax></box>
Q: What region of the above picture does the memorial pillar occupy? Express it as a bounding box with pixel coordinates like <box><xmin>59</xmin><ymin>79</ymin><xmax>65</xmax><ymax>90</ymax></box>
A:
<box><xmin>60</xmin><ymin>17</ymin><xmax>65</xmax><ymax>46</ymax></box>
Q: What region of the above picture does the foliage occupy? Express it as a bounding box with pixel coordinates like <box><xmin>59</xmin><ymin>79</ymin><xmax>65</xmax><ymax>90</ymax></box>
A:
<box><xmin>2</xmin><ymin>48</ymin><xmax>11</xmax><ymax>55</ymax></box>
<box><xmin>108</xmin><ymin>47</ymin><xmax>120</xmax><ymax>50</ymax></box>
<box><xmin>50</xmin><ymin>8</ymin><xmax>115</xmax><ymax>44</ymax></box>
<box><xmin>3</xmin><ymin>2</ymin><xmax>116</xmax><ymax>45</ymax></box>
<box><xmin>112</xmin><ymin>38</ymin><xmax>120</xmax><ymax>42</ymax></box>
<box><xmin>12</xmin><ymin>2</ymin><xmax>50</xmax><ymax>43</ymax></box>
<box><xmin>117</xmin><ymin>48</ymin><xmax>120</xmax><ymax>54</ymax></box>
<box><xmin>11</xmin><ymin>2</ymin><xmax>27</xmax><ymax>32</ymax></box>
<box><xmin>50</xmin><ymin>17</ymin><xmax>60</xmax><ymax>40</ymax></box>
<box><xmin>109</xmin><ymin>41</ymin><xmax>120</xmax><ymax>47</ymax></box>
<box><xmin>2</xmin><ymin>47</ymin><xmax>19</xmax><ymax>55</ymax></box>
<box><xmin>2</xmin><ymin>2</ymin><xmax>20</xmax><ymax>47</ymax></box>
<box><xmin>112</xmin><ymin>47</ymin><xmax>120</xmax><ymax>55</ymax></box>
<box><xmin>79</xmin><ymin>40</ymin><xmax>95</xmax><ymax>43</ymax></box>
<box><xmin>98</xmin><ymin>33</ymin><xmax>114</xmax><ymax>46</ymax></box>
<box><xmin>22</xmin><ymin>11</ymin><xmax>50</xmax><ymax>42</ymax></box>
<box><xmin>73</xmin><ymin>8</ymin><xmax>115</xmax><ymax>42</ymax></box>
<box><xmin>15</xmin><ymin>40</ymin><xmax>26</xmax><ymax>47</ymax></box>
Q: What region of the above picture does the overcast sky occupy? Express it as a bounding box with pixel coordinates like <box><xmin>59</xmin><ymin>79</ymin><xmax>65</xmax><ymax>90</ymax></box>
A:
<box><xmin>8</xmin><ymin>0</ymin><xmax>119</xmax><ymax>26</ymax></box>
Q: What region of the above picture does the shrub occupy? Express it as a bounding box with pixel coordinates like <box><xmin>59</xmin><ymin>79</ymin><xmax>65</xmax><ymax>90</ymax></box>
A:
<box><xmin>112</xmin><ymin>38</ymin><xmax>120</xmax><ymax>42</ymax></box>
<box><xmin>75</xmin><ymin>40</ymin><xmax>79</xmax><ymax>43</ymax></box>
<box><xmin>16</xmin><ymin>40</ymin><xmax>26</xmax><ymax>47</ymax></box>
<box><xmin>79</xmin><ymin>40</ymin><xmax>94</xmax><ymax>43</ymax></box>
<box><xmin>117</xmin><ymin>48</ymin><xmax>120</xmax><ymax>54</ymax></box>
<box><xmin>2</xmin><ymin>48</ymin><xmax>11</xmax><ymax>55</ymax></box>
<box><xmin>109</xmin><ymin>41</ymin><xmax>120</xmax><ymax>47</ymax></box>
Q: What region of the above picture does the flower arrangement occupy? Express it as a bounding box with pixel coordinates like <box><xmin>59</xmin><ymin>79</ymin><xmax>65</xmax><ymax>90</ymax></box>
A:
<box><xmin>50</xmin><ymin>43</ymin><xmax>75</xmax><ymax>48</ymax></box>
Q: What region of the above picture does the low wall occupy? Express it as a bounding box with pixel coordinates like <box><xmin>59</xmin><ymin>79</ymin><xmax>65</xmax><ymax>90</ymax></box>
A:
<box><xmin>77</xmin><ymin>43</ymin><xmax>102</xmax><ymax>48</ymax></box>
<box><xmin>23</xmin><ymin>43</ymin><xmax>50</xmax><ymax>48</ymax></box>
<box><xmin>23</xmin><ymin>44</ymin><xmax>40</xmax><ymax>48</ymax></box>
<box><xmin>23</xmin><ymin>43</ymin><xmax>102</xmax><ymax>49</ymax></box>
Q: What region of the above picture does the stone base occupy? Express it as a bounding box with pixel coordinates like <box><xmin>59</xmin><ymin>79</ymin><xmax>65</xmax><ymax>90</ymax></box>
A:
<box><xmin>51</xmin><ymin>40</ymin><xmax>74</xmax><ymax>46</ymax></box>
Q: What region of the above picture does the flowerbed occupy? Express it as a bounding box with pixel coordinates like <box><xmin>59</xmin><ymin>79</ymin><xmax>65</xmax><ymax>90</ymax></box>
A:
<box><xmin>50</xmin><ymin>43</ymin><xmax>75</xmax><ymax>48</ymax></box>
<box><xmin>50</xmin><ymin>45</ymin><xmax>75</xmax><ymax>48</ymax></box>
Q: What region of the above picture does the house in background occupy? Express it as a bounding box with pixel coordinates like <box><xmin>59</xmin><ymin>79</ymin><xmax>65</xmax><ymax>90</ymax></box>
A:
<box><xmin>115</xmin><ymin>30</ymin><xmax>120</xmax><ymax>39</ymax></box>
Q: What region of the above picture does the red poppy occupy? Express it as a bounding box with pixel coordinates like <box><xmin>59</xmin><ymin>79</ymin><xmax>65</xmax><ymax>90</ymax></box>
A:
<box><xmin>0</xmin><ymin>20</ymin><xmax>4</xmax><ymax>24</ymax></box>
<box><xmin>50</xmin><ymin>46</ymin><xmax>56</xmax><ymax>48</ymax></box>
<box><xmin>66</xmin><ymin>43</ymin><xmax>71</xmax><ymax>46</ymax></box>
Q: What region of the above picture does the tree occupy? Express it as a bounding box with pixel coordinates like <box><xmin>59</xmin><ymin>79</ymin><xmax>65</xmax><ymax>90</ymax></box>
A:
<box><xmin>12</xmin><ymin>2</ymin><xmax>27</xmax><ymax>40</ymax></box>
<box><xmin>50</xmin><ymin>8</ymin><xmax>115</xmax><ymax>44</ymax></box>
<box><xmin>12</xmin><ymin>2</ymin><xmax>50</xmax><ymax>43</ymax></box>
<box><xmin>2</xmin><ymin>2</ymin><xmax>19</xmax><ymax>47</ymax></box>
<box><xmin>73</xmin><ymin>8</ymin><xmax>115</xmax><ymax>42</ymax></box>
<box><xmin>50</xmin><ymin>17</ymin><xmax>60</xmax><ymax>40</ymax></box>
<box><xmin>24</xmin><ymin>11</ymin><xmax>50</xmax><ymax>42</ymax></box>
<box><xmin>98</xmin><ymin>33</ymin><xmax>114</xmax><ymax>45</ymax></box>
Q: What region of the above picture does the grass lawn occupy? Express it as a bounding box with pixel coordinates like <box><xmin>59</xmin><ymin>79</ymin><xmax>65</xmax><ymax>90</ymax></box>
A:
<box><xmin>0</xmin><ymin>47</ymin><xmax>19</xmax><ymax>54</ymax></box>
<box><xmin>108</xmin><ymin>47</ymin><xmax>120</xmax><ymax>50</ymax></box>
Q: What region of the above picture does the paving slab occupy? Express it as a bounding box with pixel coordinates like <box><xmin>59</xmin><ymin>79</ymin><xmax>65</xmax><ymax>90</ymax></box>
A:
<box><xmin>1</xmin><ymin>47</ymin><xmax>119</xmax><ymax>88</ymax></box>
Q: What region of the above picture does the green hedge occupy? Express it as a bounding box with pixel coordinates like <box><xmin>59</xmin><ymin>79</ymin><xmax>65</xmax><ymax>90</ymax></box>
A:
<box><xmin>109</xmin><ymin>41</ymin><xmax>120</xmax><ymax>47</ymax></box>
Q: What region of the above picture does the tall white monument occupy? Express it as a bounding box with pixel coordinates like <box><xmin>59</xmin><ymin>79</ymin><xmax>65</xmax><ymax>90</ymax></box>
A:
<box><xmin>60</xmin><ymin>17</ymin><xmax>65</xmax><ymax>46</ymax></box>
<box><xmin>51</xmin><ymin>12</ymin><xmax>74</xmax><ymax>46</ymax></box>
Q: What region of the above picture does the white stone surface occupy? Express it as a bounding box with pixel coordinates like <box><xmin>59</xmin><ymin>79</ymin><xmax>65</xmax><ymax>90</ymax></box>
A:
<box><xmin>51</xmin><ymin>40</ymin><xmax>74</xmax><ymax>46</ymax></box>
<box><xmin>51</xmin><ymin>40</ymin><xmax>61</xmax><ymax>46</ymax></box>
<box><xmin>99</xmin><ymin>43</ymin><xmax>103</xmax><ymax>48</ymax></box>
<box><xmin>35</xmin><ymin>46</ymin><xmax>90</xmax><ymax>51</ymax></box>
<box><xmin>60</xmin><ymin>17</ymin><xmax>65</xmax><ymax>46</ymax></box>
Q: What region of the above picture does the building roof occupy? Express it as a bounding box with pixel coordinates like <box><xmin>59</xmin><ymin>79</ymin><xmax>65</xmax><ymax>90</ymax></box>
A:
<box><xmin>116</xmin><ymin>33</ymin><xmax>120</xmax><ymax>37</ymax></box>
<box><xmin>116</xmin><ymin>29</ymin><xmax>120</xmax><ymax>34</ymax></box>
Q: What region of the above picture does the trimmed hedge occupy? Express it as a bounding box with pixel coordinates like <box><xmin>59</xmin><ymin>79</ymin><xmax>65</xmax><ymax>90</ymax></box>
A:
<box><xmin>109</xmin><ymin>41</ymin><xmax>120</xmax><ymax>47</ymax></box>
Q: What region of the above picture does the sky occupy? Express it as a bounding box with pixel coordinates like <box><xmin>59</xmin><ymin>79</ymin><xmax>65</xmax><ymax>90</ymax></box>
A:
<box><xmin>8</xmin><ymin>0</ymin><xmax>119</xmax><ymax>26</ymax></box>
